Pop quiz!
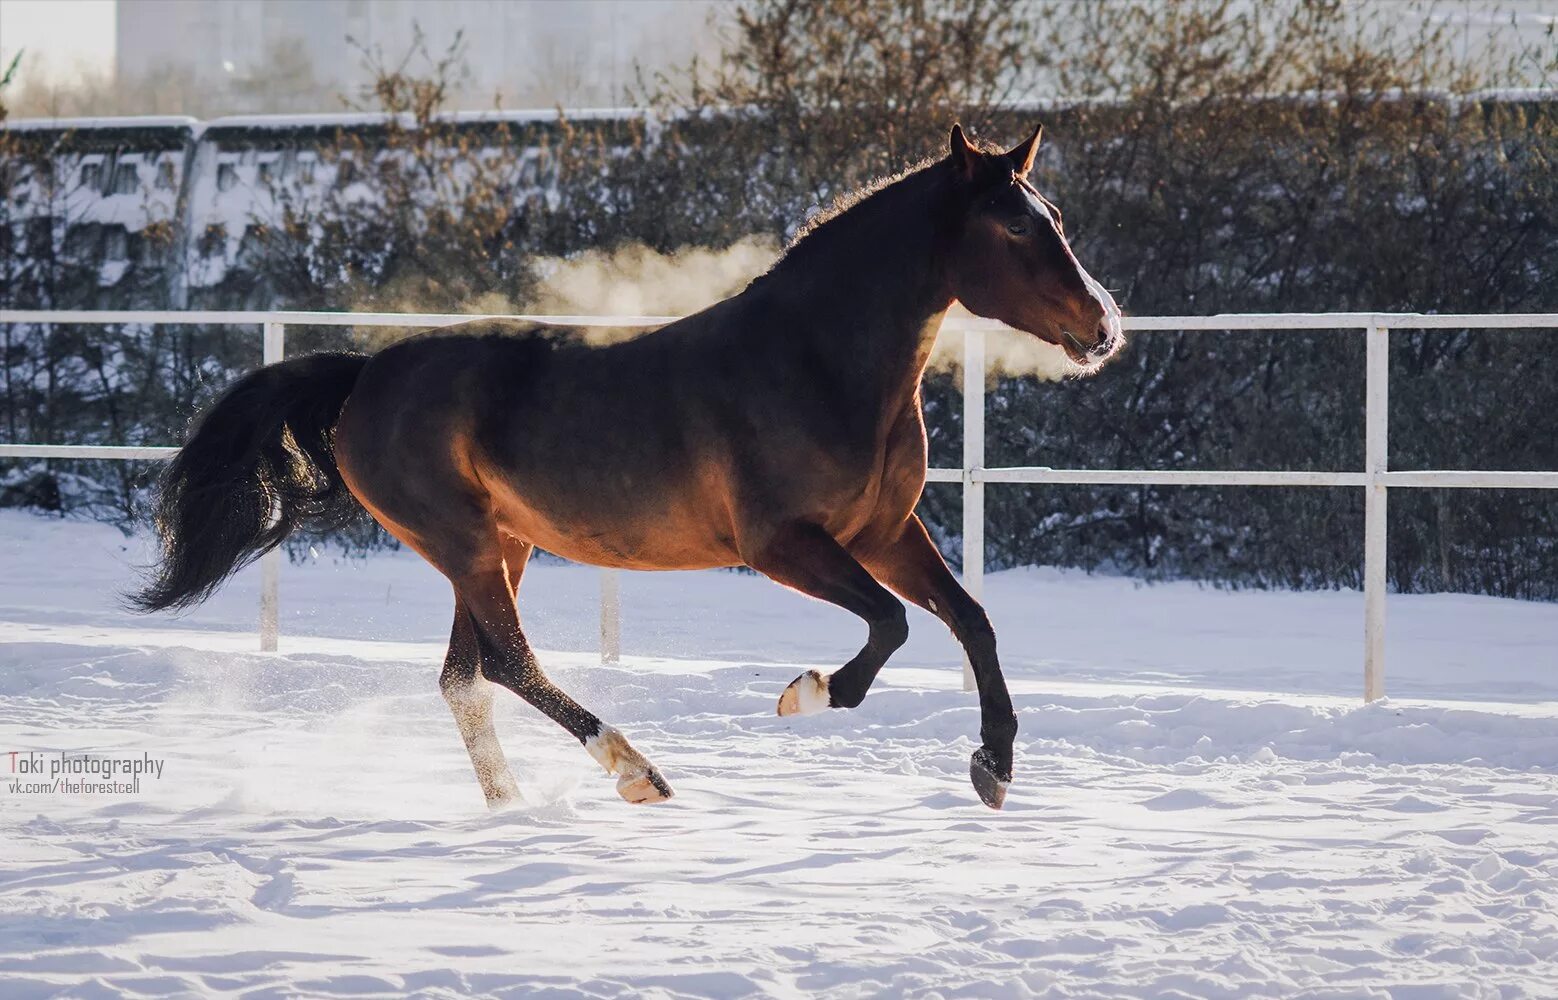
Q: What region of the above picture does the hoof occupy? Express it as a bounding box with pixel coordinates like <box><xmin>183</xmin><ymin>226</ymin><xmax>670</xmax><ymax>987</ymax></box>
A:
<box><xmin>617</xmin><ymin>766</ymin><xmax>675</xmax><ymax>804</ymax></box>
<box><xmin>586</xmin><ymin>725</ymin><xmax>673</xmax><ymax>804</ymax></box>
<box><xmin>970</xmin><ymin>747</ymin><xmax>1010</xmax><ymax>810</ymax></box>
<box><xmin>777</xmin><ymin>669</ymin><xmax>831</xmax><ymax>717</ymax></box>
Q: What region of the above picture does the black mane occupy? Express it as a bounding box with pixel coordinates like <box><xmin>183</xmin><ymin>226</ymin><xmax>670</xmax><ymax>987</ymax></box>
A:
<box><xmin>766</xmin><ymin>137</ymin><xmax>1015</xmax><ymax>279</ymax></box>
<box><xmin>784</xmin><ymin>155</ymin><xmax>943</xmax><ymax>251</ymax></box>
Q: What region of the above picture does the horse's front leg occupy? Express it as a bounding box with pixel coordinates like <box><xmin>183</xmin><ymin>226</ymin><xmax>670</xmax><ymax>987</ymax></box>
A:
<box><xmin>856</xmin><ymin>515</ymin><xmax>1017</xmax><ymax>810</ymax></box>
<box><xmin>744</xmin><ymin>521</ymin><xmax>909</xmax><ymax>715</ymax></box>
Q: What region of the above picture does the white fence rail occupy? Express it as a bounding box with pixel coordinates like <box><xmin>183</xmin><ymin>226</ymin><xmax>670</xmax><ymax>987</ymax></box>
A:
<box><xmin>3</xmin><ymin>309</ymin><xmax>1555</xmax><ymax>701</ymax></box>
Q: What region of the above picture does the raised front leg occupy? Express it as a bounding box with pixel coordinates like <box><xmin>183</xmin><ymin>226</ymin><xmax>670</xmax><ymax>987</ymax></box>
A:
<box><xmin>743</xmin><ymin>521</ymin><xmax>909</xmax><ymax>716</ymax></box>
<box><xmin>856</xmin><ymin>515</ymin><xmax>1018</xmax><ymax>810</ymax></box>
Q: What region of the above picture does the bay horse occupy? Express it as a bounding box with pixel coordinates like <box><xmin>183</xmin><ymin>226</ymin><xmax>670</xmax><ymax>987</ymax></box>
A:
<box><xmin>132</xmin><ymin>124</ymin><xmax>1122</xmax><ymax>810</ymax></box>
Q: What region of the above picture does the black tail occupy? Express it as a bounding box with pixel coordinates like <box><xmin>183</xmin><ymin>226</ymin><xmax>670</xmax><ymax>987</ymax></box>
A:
<box><xmin>130</xmin><ymin>352</ymin><xmax>370</xmax><ymax>613</ymax></box>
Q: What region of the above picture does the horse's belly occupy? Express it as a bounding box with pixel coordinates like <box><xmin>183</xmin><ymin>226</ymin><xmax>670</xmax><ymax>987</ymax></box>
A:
<box><xmin>488</xmin><ymin>478</ymin><xmax>741</xmax><ymax>571</ymax></box>
<box><xmin>524</xmin><ymin>522</ymin><xmax>740</xmax><ymax>571</ymax></box>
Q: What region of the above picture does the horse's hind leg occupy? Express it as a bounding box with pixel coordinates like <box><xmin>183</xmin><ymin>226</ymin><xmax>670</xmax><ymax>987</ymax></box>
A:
<box><xmin>441</xmin><ymin>600</ymin><xmax>522</xmax><ymax>807</ymax></box>
<box><xmin>457</xmin><ymin>569</ymin><xmax>674</xmax><ymax>804</ymax></box>
<box><xmin>442</xmin><ymin>533</ymin><xmax>531</xmax><ymax>806</ymax></box>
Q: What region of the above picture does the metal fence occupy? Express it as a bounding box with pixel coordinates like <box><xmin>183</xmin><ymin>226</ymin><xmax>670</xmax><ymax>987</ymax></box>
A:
<box><xmin>2</xmin><ymin>309</ymin><xmax>1555</xmax><ymax>701</ymax></box>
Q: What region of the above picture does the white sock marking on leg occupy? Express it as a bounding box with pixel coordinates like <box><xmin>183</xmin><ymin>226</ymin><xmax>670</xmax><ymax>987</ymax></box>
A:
<box><xmin>584</xmin><ymin>725</ymin><xmax>622</xmax><ymax>774</ymax></box>
<box><xmin>794</xmin><ymin>671</ymin><xmax>830</xmax><ymax>715</ymax></box>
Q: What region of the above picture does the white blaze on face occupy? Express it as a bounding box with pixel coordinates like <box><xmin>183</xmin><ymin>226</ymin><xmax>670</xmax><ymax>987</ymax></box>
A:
<box><xmin>1020</xmin><ymin>185</ymin><xmax>1122</xmax><ymax>342</ymax></box>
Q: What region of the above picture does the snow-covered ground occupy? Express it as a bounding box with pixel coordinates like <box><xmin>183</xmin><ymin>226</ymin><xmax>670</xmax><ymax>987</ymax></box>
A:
<box><xmin>3</xmin><ymin>509</ymin><xmax>1558</xmax><ymax>998</ymax></box>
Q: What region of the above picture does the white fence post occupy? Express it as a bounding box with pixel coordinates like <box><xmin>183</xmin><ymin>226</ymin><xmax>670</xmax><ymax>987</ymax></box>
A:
<box><xmin>259</xmin><ymin>320</ymin><xmax>284</xmax><ymax>652</ymax></box>
<box><xmin>600</xmin><ymin>569</ymin><xmax>622</xmax><ymax>664</ymax></box>
<box><xmin>1363</xmin><ymin>322</ymin><xmax>1388</xmax><ymax>702</ymax></box>
<box><xmin>961</xmin><ymin>328</ymin><xmax>986</xmax><ymax>693</ymax></box>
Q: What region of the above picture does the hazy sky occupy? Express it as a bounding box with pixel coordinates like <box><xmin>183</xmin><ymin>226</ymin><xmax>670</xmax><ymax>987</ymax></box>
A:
<box><xmin>0</xmin><ymin>0</ymin><xmax>117</xmax><ymax>85</ymax></box>
<box><xmin>0</xmin><ymin>0</ymin><xmax>1551</xmax><ymax>109</ymax></box>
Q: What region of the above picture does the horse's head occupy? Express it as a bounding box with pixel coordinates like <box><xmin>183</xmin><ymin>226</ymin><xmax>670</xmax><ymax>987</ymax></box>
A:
<box><xmin>944</xmin><ymin>123</ymin><xmax>1122</xmax><ymax>370</ymax></box>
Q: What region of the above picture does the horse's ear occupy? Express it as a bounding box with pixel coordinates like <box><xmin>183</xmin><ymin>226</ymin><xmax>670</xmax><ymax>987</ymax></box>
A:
<box><xmin>1006</xmin><ymin>125</ymin><xmax>1043</xmax><ymax>178</ymax></box>
<box><xmin>949</xmin><ymin>123</ymin><xmax>979</xmax><ymax>181</ymax></box>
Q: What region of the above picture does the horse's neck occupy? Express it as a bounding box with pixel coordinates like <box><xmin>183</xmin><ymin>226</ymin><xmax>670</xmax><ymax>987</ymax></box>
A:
<box><xmin>764</xmin><ymin>167</ymin><xmax>955</xmax><ymax>406</ymax></box>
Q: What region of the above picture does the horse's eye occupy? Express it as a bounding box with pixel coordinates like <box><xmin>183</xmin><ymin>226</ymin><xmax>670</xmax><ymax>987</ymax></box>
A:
<box><xmin>1006</xmin><ymin>220</ymin><xmax>1030</xmax><ymax>237</ymax></box>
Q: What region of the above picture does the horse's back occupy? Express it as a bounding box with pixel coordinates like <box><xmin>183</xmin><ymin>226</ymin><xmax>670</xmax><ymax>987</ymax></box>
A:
<box><xmin>334</xmin><ymin>317</ymin><xmax>745</xmax><ymax>569</ymax></box>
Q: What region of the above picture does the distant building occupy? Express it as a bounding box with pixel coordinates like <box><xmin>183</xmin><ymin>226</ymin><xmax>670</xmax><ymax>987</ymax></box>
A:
<box><xmin>115</xmin><ymin>0</ymin><xmax>727</xmax><ymax>113</ymax></box>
